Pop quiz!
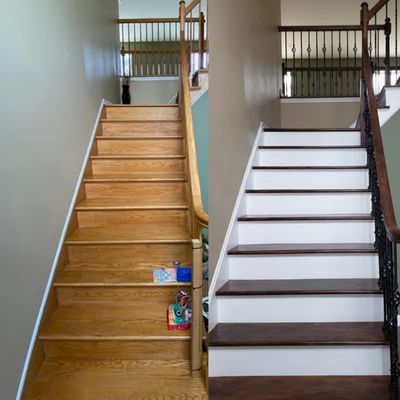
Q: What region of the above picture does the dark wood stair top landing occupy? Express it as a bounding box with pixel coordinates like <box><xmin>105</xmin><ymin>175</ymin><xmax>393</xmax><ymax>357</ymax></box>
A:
<box><xmin>209</xmin><ymin>376</ymin><xmax>392</xmax><ymax>400</ymax></box>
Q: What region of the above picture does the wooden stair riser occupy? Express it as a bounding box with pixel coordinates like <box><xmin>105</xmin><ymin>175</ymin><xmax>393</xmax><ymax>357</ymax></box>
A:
<box><xmin>67</xmin><ymin>243</ymin><xmax>192</xmax><ymax>265</ymax></box>
<box><xmin>100</xmin><ymin>121</ymin><xmax>182</xmax><ymax>137</ymax></box>
<box><xmin>245</xmin><ymin>192</ymin><xmax>372</xmax><ymax>215</ymax></box>
<box><xmin>84</xmin><ymin>181</ymin><xmax>187</xmax><ymax>201</ymax></box>
<box><xmin>96</xmin><ymin>138</ymin><xmax>184</xmax><ymax>156</ymax></box>
<box><xmin>104</xmin><ymin>106</ymin><xmax>180</xmax><ymax>120</ymax></box>
<box><xmin>76</xmin><ymin>209</ymin><xmax>190</xmax><ymax>229</ymax></box>
<box><xmin>257</xmin><ymin>148</ymin><xmax>367</xmax><ymax>167</ymax></box>
<box><xmin>237</xmin><ymin>220</ymin><xmax>375</xmax><ymax>244</ymax></box>
<box><xmin>215</xmin><ymin>295</ymin><xmax>383</xmax><ymax>323</ymax></box>
<box><xmin>90</xmin><ymin>158</ymin><xmax>185</xmax><ymax>175</ymax></box>
<box><xmin>43</xmin><ymin>340</ymin><xmax>190</xmax><ymax>361</ymax></box>
<box><xmin>56</xmin><ymin>286</ymin><xmax>191</xmax><ymax>306</ymax></box>
<box><xmin>209</xmin><ymin>346</ymin><xmax>390</xmax><ymax>377</ymax></box>
<box><xmin>261</xmin><ymin>131</ymin><xmax>361</xmax><ymax>146</ymax></box>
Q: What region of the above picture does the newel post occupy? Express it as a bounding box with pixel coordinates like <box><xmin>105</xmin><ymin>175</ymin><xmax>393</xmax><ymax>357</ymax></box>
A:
<box><xmin>191</xmin><ymin>238</ymin><xmax>203</xmax><ymax>377</ymax></box>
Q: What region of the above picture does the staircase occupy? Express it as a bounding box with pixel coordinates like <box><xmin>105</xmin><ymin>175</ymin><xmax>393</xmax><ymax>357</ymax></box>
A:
<box><xmin>208</xmin><ymin>127</ymin><xmax>393</xmax><ymax>399</ymax></box>
<box><xmin>24</xmin><ymin>105</ymin><xmax>207</xmax><ymax>399</ymax></box>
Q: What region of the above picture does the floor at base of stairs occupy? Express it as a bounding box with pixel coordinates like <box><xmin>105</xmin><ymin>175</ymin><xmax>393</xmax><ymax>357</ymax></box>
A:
<box><xmin>209</xmin><ymin>376</ymin><xmax>393</xmax><ymax>400</ymax></box>
<box><xmin>28</xmin><ymin>359</ymin><xmax>207</xmax><ymax>400</ymax></box>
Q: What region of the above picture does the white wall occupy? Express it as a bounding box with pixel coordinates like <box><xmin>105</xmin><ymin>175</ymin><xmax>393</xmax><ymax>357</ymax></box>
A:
<box><xmin>0</xmin><ymin>1</ymin><xmax>119</xmax><ymax>398</ymax></box>
<box><xmin>208</xmin><ymin>0</ymin><xmax>282</xmax><ymax>277</ymax></box>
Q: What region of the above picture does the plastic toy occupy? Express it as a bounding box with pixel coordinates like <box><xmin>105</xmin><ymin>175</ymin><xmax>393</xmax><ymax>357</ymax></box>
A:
<box><xmin>153</xmin><ymin>267</ymin><xmax>177</xmax><ymax>283</ymax></box>
<box><xmin>167</xmin><ymin>291</ymin><xmax>192</xmax><ymax>330</ymax></box>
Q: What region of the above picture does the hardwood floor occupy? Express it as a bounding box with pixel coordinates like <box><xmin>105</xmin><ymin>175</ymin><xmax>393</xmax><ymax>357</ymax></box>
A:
<box><xmin>24</xmin><ymin>104</ymin><xmax>207</xmax><ymax>399</ymax></box>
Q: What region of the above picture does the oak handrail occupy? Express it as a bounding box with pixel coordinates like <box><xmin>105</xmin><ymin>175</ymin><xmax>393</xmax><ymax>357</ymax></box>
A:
<box><xmin>118</xmin><ymin>17</ymin><xmax>200</xmax><ymax>24</ymax></box>
<box><xmin>179</xmin><ymin>0</ymin><xmax>209</xmax><ymax>228</ymax></box>
<box><xmin>185</xmin><ymin>0</ymin><xmax>202</xmax><ymax>16</ymax></box>
<box><xmin>361</xmin><ymin>2</ymin><xmax>400</xmax><ymax>243</ymax></box>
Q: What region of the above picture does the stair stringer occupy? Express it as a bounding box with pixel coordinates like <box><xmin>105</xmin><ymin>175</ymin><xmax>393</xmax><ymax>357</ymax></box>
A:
<box><xmin>208</xmin><ymin>122</ymin><xmax>266</xmax><ymax>331</ymax></box>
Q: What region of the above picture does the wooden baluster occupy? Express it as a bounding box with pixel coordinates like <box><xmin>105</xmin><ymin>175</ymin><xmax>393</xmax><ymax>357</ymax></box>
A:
<box><xmin>199</xmin><ymin>12</ymin><xmax>205</xmax><ymax>69</ymax></box>
<box><xmin>139</xmin><ymin>23</ymin><xmax>143</xmax><ymax>76</ymax></box>
<box><xmin>128</xmin><ymin>23</ymin><xmax>132</xmax><ymax>77</ymax></box>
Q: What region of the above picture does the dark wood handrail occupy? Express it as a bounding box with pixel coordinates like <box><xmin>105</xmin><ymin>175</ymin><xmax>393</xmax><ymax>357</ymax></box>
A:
<box><xmin>367</xmin><ymin>0</ymin><xmax>390</xmax><ymax>20</ymax></box>
<box><xmin>279</xmin><ymin>24</ymin><xmax>385</xmax><ymax>32</ymax></box>
<box><xmin>361</xmin><ymin>2</ymin><xmax>400</xmax><ymax>243</ymax></box>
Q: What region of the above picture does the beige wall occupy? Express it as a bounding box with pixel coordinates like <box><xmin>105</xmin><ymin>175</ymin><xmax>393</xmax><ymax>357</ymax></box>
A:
<box><xmin>208</xmin><ymin>0</ymin><xmax>281</xmax><ymax>276</ymax></box>
<box><xmin>281</xmin><ymin>101</ymin><xmax>360</xmax><ymax>129</ymax></box>
<box><xmin>130</xmin><ymin>79</ymin><xmax>179</xmax><ymax>104</ymax></box>
<box><xmin>0</xmin><ymin>1</ymin><xmax>119</xmax><ymax>398</ymax></box>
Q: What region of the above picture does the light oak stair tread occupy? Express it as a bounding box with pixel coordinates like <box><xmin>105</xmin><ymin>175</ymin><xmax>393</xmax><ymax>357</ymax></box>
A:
<box><xmin>96</xmin><ymin>135</ymin><xmax>184</xmax><ymax>140</ymax></box>
<box><xmin>105</xmin><ymin>104</ymin><xmax>179</xmax><ymax>107</ymax></box>
<box><xmin>28</xmin><ymin>359</ymin><xmax>207</xmax><ymax>400</ymax></box>
<box><xmin>228</xmin><ymin>243</ymin><xmax>377</xmax><ymax>255</ymax></box>
<box><xmin>66</xmin><ymin>226</ymin><xmax>191</xmax><ymax>245</ymax></box>
<box><xmin>208</xmin><ymin>322</ymin><xmax>387</xmax><ymax>347</ymax></box>
<box><xmin>209</xmin><ymin>376</ymin><xmax>391</xmax><ymax>400</ymax></box>
<box><xmin>90</xmin><ymin>155</ymin><xmax>185</xmax><ymax>160</ymax></box>
<box><xmin>40</xmin><ymin>305</ymin><xmax>191</xmax><ymax>340</ymax></box>
<box><xmin>76</xmin><ymin>197</ymin><xmax>189</xmax><ymax>210</ymax></box>
<box><xmin>54</xmin><ymin>265</ymin><xmax>190</xmax><ymax>287</ymax></box>
<box><xmin>237</xmin><ymin>214</ymin><xmax>374</xmax><ymax>222</ymax></box>
<box><xmin>101</xmin><ymin>118</ymin><xmax>182</xmax><ymax>123</ymax></box>
<box><xmin>216</xmin><ymin>279</ymin><xmax>381</xmax><ymax>296</ymax></box>
<box><xmin>83</xmin><ymin>173</ymin><xmax>186</xmax><ymax>182</ymax></box>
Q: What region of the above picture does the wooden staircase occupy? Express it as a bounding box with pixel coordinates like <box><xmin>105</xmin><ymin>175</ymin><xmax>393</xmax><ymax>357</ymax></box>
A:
<box><xmin>208</xmin><ymin>127</ymin><xmax>392</xmax><ymax>399</ymax></box>
<box><xmin>24</xmin><ymin>104</ymin><xmax>207</xmax><ymax>399</ymax></box>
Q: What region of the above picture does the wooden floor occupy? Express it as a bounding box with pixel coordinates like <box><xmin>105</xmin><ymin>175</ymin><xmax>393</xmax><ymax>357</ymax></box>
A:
<box><xmin>25</xmin><ymin>105</ymin><xmax>207</xmax><ymax>399</ymax></box>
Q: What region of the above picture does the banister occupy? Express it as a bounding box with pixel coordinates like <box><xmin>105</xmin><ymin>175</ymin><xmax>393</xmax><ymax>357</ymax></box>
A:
<box><xmin>367</xmin><ymin>0</ymin><xmax>390</xmax><ymax>20</ymax></box>
<box><xmin>185</xmin><ymin>0</ymin><xmax>202</xmax><ymax>16</ymax></box>
<box><xmin>118</xmin><ymin>17</ymin><xmax>200</xmax><ymax>24</ymax></box>
<box><xmin>361</xmin><ymin>2</ymin><xmax>400</xmax><ymax>243</ymax></box>
<box><xmin>179</xmin><ymin>0</ymin><xmax>209</xmax><ymax>229</ymax></box>
<box><xmin>279</xmin><ymin>24</ymin><xmax>385</xmax><ymax>32</ymax></box>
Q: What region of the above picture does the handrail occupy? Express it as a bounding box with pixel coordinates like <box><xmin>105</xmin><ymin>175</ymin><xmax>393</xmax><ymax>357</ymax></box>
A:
<box><xmin>185</xmin><ymin>0</ymin><xmax>202</xmax><ymax>16</ymax></box>
<box><xmin>279</xmin><ymin>24</ymin><xmax>385</xmax><ymax>32</ymax></box>
<box><xmin>118</xmin><ymin>17</ymin><xmax>200</xmax><ymax>24</ymax></box>
<box><xmin>361</xmin><ymin>2</ymin><xmax>400</xmax><ymax>243</ymax></box>
<box><xmin>179</xmin><ymin>0</ymin><xmax>209</xmax><ymax>228</ymax></box>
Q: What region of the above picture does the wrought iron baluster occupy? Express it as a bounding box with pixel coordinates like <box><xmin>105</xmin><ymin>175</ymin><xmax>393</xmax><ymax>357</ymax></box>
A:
<box><xmin>307</xmin><ymin>31</ymin><xmax>312</xmax><ymax>96</ymax></box>
<box><xmin>346</xmin><ymin>30</ymin><xmax>350</xmax><ymax>96</ymax></box>
<box><xmin>385</xmin><ymin>17</ymin><xmax>392</xmax><ymax>86</ymax></box>
<box><xmin>331</xmin><ymin>30</ymin><xmax>334</xmax><ymax>96</ymax></box>
<box><xmin>338</xmin><ymin>30</ymin><xmax>343</xmax><ymax>96</ymax></box>
<box><xmin>354</xmin><ymin>31</ymin><xmax>358</xmax><ymax>97</ymax></box>
<box><xmin>316</xmin><ymin>31</ymin><xmax>319</xmax><ymax>96</ymax></box>
<box><xmin>292</xmin><ymin>31</ymin><xmax>297</xmax><ymax>97</ymax></box>
<box><xmin>323</xmin><ymin>31</ymin><xmax>327</xmax><ymax>96</ymax></box>
<box><xmin>301</xmin><ymin>31</ymin><xmax>304</xmax><ymax>97</ymax></box>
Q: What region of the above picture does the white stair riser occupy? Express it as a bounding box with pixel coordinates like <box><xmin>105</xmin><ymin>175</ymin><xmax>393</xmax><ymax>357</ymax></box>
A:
<box><xmin>251</xmin><ymin>170</ymin><xmax>369</xmax><ymax>190</ymax></box>
<box><xmin>257</xmin><ymin>149</ymin><xmax>366</xmax><ymax>166</ymax></box>
<box><xmin>216</xmin><ymin>295</ymin><xmax>383</xmax><ymax>323</ymax></box>
<box><xmin>245</xmin><ymin>193</ymin><xmax>372</xmax><ymax>215</ymax></box>
<box><xmin>262</xmin><ymin>132</ymin><xmax>361</xmax><ymax>146</ymax></box>
<box><xmin>228</xmin><ymin>254</ymin><xmax>379</xmax><ymax>280</ymax></box>
<box><xmin>209</xmin><ymin>346</ymin><xmax>390</xmax><ymax>377</ymax></box>
<box><xmin>238</xmin><ymin>221</ymin><xmax>375</xmax><ymax>244</ymax></box>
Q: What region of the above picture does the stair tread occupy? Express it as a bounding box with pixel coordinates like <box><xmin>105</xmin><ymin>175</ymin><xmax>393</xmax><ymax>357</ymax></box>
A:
<box><xmin>76</xmin><ymin>198</ymin><xmax>188</xmax><ymax>210</ymax></box>
<box><xmin>66</xmin><ymin>226</ymin><xmax>191</xmax><ymax>244</ymax></box>
<box><xmin>216</xmin><ymin>279</ymin><xmax>381</xmax><ymax>296</ymax></box>
<box><xmin>96</xmin><ymin>135</ymin><xmax>184</xmax><ymax>140</ymax></box>
<box><xmin>209</xmin><ymin>376</ymin><xmax>391</xmax><ymax>400</ymax></box>
<box><xmin>263</xmin><ymin>128</ymin><xmax>360</xmax><ymax>132</ymax></box>
<box><xmin>238</xmin><ymin>214</ymin><xmax>373</xmax><ymax>221</ymax></box>
<box><xmin>209</xmin><ymin>322</ymin><xmax>387</xmax><ymax>346</ymax></box>
<box><xmin>83</xmin><ymin>173</ymin><xmax>186</xmax><ymax>182</ymax></box>
<box><xmin>101</xmin><ymin>119</ymin><xmax>182</xmax><ymax>123</ymax></box>
<box><xmin>228</xmin><ymin>243</ymin><xmax>377</xmax><ymax>255</ymax></box>
<box><xmin>253</xmin><ymin>165</ymin><xmax>368</xmax><ymax>170</ymax></box>
<box><xmin>246</xmin><ymin>189</ymin><xmax>371</xmax><ymax>193</ymax></box>
<box><xmin>40</xmin><ymin>305</ymin><xmax>190</xmax><ymax>340</ymax></box>
<box><xmin>28</xmin><ymin>359</ymin><xmax>206</xmax><ymax>400</ymax></box>
<box><xmin>259</xmin><ymin>145</ymin><xmax>366</xmax><ymax>149</ymax></box>
<box><xmin>54</xmin><ymin>264</ymin><xmax>191</xmax><ymax>287</ymax></box>
<box><xmin>90</xmin><ymin>155</ymin><xmax>185</xmax><ymax>160</ymax></box>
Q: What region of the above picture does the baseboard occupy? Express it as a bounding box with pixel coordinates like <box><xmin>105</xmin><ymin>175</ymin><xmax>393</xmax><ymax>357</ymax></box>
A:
<box><xmin>16</xmin><ymin>99</ymin><xmax>110</xmax><ymax>400</ymax></box>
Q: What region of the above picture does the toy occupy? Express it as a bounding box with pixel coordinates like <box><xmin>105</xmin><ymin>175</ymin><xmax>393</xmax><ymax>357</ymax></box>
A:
<box><xmin>167</xmin><ymin>291</ymin><xmax>192</xmax><ymax>330</ymax></box>
<box><xmin>153</xmin><ymin>267</ymin><xmax>177</xmax><ymax>283</ymax></box>
<box><xmin>177</xmin><ymin>266</ymin><xmax>192</xmax><ymax>282</ymax></box>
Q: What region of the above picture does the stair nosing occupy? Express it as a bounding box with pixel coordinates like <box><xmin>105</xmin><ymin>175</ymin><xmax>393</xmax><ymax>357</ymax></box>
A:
<box><xmin>258</xmin><ymin>145</ymin><xmax>366</xmax><ymax>150</ymax></box>
<box><xmin>95</xmin><ymin>135</ymin><xmax>184</xmax><ymax>140</ymax></box>
<box><xmin>65</xmin><ymin>239</ymin><xmax>192</xmax><ymax>246</ymax></box>
<box><xmin>53</xmin><ymin>282</ymin><xmax>191</xmax><ymax>288</ymax></box>
<box><xmin>263</xmin><ymin>128</ymin><xmax>360</xmax><ymax>132</ymax></box>
<box><xmin>253</xmin><ymin>165</ymin><xmax>368</xmax><ymax>170</ymax></box>
<box><xmin>246</xmin><ymin>189</ymin><xmax>372</xmax><ymax>194</ymax></box>
<box><xmin>83</xmin><ymin>176</ymin><xmax>187</xmax><ymax>183</ymax></box>
<box><xmin>101</xmin><ymin>119</ymin><xmax>182</xmax><ymax>123</ymax></box>
<box><xmin>39</xmin><ymin>335</ymin><xmax>191</xmax><ymax>342</ymax></box>
<box><xmin>75</xmin><ymin>205</ymin><xmax>189</xmax><ymax>211</ymax></box>
<box><xmin>89</xmin><ymin>155</ymin><xmax>185</xmax><ymax>160</ymax></box>
<box><xmin>237</xmin><ymin>214</ymin><xmax>374</xmax><ymax>222</ymax></box>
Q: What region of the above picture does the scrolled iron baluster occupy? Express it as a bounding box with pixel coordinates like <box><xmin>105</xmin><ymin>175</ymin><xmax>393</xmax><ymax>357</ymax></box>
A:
<box><xmin>292</xmin><ymin>32</ymin><xmax>297</xmax><ymax>97</ymax></box>
<box><xmin>384</xmin><ymin>17</ymin><xmax>392</xmax><ymax>86</ymax></box>
<box><xmin>323</xmin><ymin>32</ymin><xmax>327</xmax><ymax>96</ymax></box>
<box><xmin>307</xmin><ymin>31</ymin><xmax>312</xmax><ymax>96</ymax></box>
<box><xmin>338</xmin><ymin>31</ymin><xmax>343</xmax><ymax>96</ymax></box>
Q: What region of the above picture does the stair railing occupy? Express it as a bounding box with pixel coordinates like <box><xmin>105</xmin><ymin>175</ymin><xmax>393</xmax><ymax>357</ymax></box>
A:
<box><xmin>361</xmin><ymin>1</ymin><xmax>400</xmax><ymax>396</ymax></box>
<box><xmin>179</xmin><ymin>0</ymin><xmax>208</xmax><ymax>377</ymax></box>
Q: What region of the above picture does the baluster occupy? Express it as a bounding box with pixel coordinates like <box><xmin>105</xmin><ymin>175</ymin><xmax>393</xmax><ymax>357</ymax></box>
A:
<box><xmin>323</xmin><ymin>31</ymin><xmax>327</xmax><ymax>96</ymax></box>
<box><xmin>338</xmin><ymin>30</ymin><xmax>343</xmax><ymax>96</ymax></box>
<box><xmin>300</xmin><ymin>31</ymin><xmax>304</xmax><ymax>96</ymax></box>
<box><xmin>133</xmin><ymin>23</ymin><xmax>137</xmax><ymax>77</ymax></box>
<box><xmin>385</xmin><ymin>17</ymin><xmax>392</xmax><ymax>86</ymax></box>
<box><xmin>307</xmin><ymin>31</ymin><xmax>311</xmax><ymax>96</ymax></box>
<box><xmin>292</xmin><ymin>31</ymin><xmax>297</xmax><ymax>97</ymax></box>
<box><xmin>353</xmin><ymin>31</ymin><xmax>358</xmax><ymax>97</ymax></box>
<box><xmin>331</xmin><ymin>30</ymin><xmax>334</xmax><ymax>96</ymax></box>
<box><xmin>375</xmin><ymin>15</ymin><xmax>378</xmax><ymax>89</ymax></box>
<box><xmin>285</xmin><ymin>31</ymin><xmax>289</xmax><ymax>95</ymax></box>
<box><xmin>316</xmin><ymin>31</ymin><xmax>319</xmax><ymax>96</ymax></box>
<box><xmin>346</xmin><ymin>30</ymin><xmax>350</xmax><ymax>96</ymax></box>
<box><xmin>139</xmin><ymin>23</ymin><xmax>143</xmax><ymax>76</ymax></box>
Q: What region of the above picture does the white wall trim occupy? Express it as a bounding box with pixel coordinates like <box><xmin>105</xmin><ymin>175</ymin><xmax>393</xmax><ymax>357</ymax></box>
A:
<box><xmin>281</xmin><ymin>97</ymin><xmax>360</xmax><ymax>104</ymax></box>
<box><xmin>16</xmin><ymin>99</ymin><xmax>109</xmax><ymax>400</ymax></box>
<box><xmin>209</xmin><ymin>122</ymin><xmax>266</xmax><ymax>329</ymax></box>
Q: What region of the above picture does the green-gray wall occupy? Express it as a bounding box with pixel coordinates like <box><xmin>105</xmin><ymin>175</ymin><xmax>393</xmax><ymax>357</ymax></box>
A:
<box><xmin>0</xmin><ymin>1</ymin><xmax>119</xmax><ymax>398</ymax></box>
<box><xmin>193</xmin><ymin>92</ymin><xmax>209</xmax><ymax>212</ymax></box>
<box><xmin>382</xmin><ymin>110</ymin><xmax>400</xmax><ymax>281</ymax></box>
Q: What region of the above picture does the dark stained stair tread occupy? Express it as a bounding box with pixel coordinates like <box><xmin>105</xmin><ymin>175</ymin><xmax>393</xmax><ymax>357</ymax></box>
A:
<box><xmin>216</xmin><ymin>279</ymin><xmax>381</xmax><ymax>296</ymax></box>
<box><xmin>227</xmin><ymin>243</ymin><xmax>377</xmax><ymax>255</ymax></box>
<box><xmin>259</xmin><ymin>145</ymin><xmax>366</xmax><ymax>149</ymax></box>
<box><xmin>263</xmin><ymin>128</ymin><xmax>360</xmax><ymax>132</ymax></box>
<box><xmin>208</xmin><ymin>322</ymin><xmax>387</xmax><ymax>347</ymax></box>
<box><xmin>246</xmin><ymin>189</ymin><xmax>371</xmax><ymax>194</ymax></box>
<box><xmin>253</xmin><ymin>166</ymin><xmax>368</xmax><ymax>170</ymax></box>
<box><xmin>238</xmin><ymin>214</ymin><xmax>374</xmax><ymax>222</ymax></box>
<box><xmin>209</xmin><ymin>376</ymin><xmax>392</xmax><ymax>400</ymax></box>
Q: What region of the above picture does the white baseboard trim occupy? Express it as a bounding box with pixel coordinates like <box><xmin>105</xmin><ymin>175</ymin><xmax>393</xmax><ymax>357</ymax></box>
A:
<box><xmin>209</xmin><ymin>122</ymin><xmax>266</xmax><ymax>330</ymax></box>
<box><xmin>16</xmin><ymin>99</ymin><xmax>109</xmax><ymax>400</ymax></box>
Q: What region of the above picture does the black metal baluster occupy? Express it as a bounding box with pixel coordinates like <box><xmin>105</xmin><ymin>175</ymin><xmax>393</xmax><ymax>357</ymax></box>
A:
<box><xmin>292</xmin><ymin>31</ymin><xmax>297</xmax><ymax>97</ymax></box>
<box><xmin>301</xmin><ymin>31</ymin><xmax>304</xmax><ymax>97</ymax></box>
<box><xmin>323</xmin><ymin>31</ymin><xmax>327</xmax><ymax>96</ymax></box>
<box><xmin>338</xmin><ymin>30</ymin><xmax>343</xmax><ymax>96</ymax></box>
<box><xmin>331</xmin><ymin>30</ymin><xmax>334</xmax><ymax>96</ymax></box>
<box><xmin>285</xmin><ymin>31</ymin><xmax>289</xmax><ymax>96</ymax></box>
<box><xmin>316</xmin><ymin>31</ymin><xmax>319</xmax><ymax>96</ymax></box>
<box><xmin>354</xmin><ymin>31</ymin><xmax>358</xmax><ymax>96</ymax></box>
<box><xmin>346</xmin><ymin>30</ymin><xmax>350</xmax><ymax>96</ymax></box>
<box><xmin>307</xmin><ymin>31</ymin><xmax>311</xmax><ymax>96</ymax></box>
<box><xmin>385</xmin><ymin>17</ymin><xmax>392</xmax><ymax>86</ymax></box>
